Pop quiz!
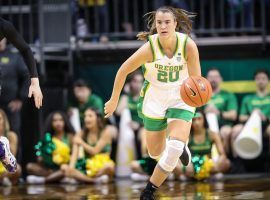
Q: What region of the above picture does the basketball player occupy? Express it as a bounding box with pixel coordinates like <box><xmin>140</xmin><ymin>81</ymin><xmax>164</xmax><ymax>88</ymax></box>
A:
<box><xmin>104</xmin><ymin>7</ymin><xmax>201</xmax><ymax>199</ymax></box>
<box><xmin>0</xmin><ymin>17</ymin><xmax>43</xmax><ymax>173</ymax></box>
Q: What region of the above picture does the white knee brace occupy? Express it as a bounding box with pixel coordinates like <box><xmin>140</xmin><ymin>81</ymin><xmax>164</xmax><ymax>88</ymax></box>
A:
<box><xmin>158</xmin><ymin>140</ymin><xmax>184</xmax><ymax>172</ymax></box>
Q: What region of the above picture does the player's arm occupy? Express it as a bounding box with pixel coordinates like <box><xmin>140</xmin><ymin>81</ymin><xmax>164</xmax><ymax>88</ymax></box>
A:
<box><xmin>1</xmin><ymin>18</ymin><xmax>43</xmax><ymax>108</ymax></box>
<box><xmin>69</xmin><ymin>131</ymin><xmax>83</xmax><ymax>168</ymax></box>
<box><xmin>209</xmin><ymin>131</ymin><xmax>226</xmax><ymax>157</ymax></box>
<box><xmin>239</xmin><ymin>96</ymin><xmax>249</xmax><ymax>123</ymax></box>
<box><xmin>115</xmin><ymin>95</ymin><xmax>128</xmax><ymax>115</ymax></box>
<box><xmin>104</xmin><ymin>42</ymin><xmax>152</xmax><ymax>118</ymax></box>
<box><xmin>80</xmin><ymin>126</ymin><xmax>116</xmax><ymax>155</ymax></box>
<box><xmin>186</xmin><ymin>37</ymin><xmax>201</xmax><ymax>77</ymax></box>
<box><xmin>8</xmin><ymin>131</ymin><xmax>18</xmax><ymax>156</ymax></box>
<box><xmin>1</xmin><ymin>18</ymin><xmax>38</xmax><ymax>78</ymax></box>
<box><xmin>222</xmin><ymin>94</ymin><xmax>238</xmax><ymax>121</ymax></box>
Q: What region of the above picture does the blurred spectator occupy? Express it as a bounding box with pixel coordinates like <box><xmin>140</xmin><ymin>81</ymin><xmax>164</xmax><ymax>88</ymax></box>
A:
<box><xmin>231</xmin><ymin>69</ymin><xmax>270</xmax><ymax>156</ymax></box>
<box><xmin>78</xmin><ymin>0</ymin><xmax>108</xmax><ymax>42</ymax></box>
<box><xmin>205</xmin><ymin>68</ymin><xmax>238</xmax><ymax>154</ymax></box>
<box><xmin>179</xmin><ymin>112</ymin><xmax>230</xmax><ymax>181</ymax></box>
<box><xmin>0</xmin><ymin>38</ymin><xmax>29</xmax><ymax>161</ymax></box>
<box><xmin>152</xmin><ymin>0</ymin><xmax>189</xmax><ymax>11</ymax></box>
<box><xmin>68</xmin><ymin>79</ymin><xmax>103</xmax><ymax>126</ymax></box>
<box><xmin>0</xmin><ymin>109</ymin><xmax>21</xmax><ymax>186</ymax></box>
<box><xmin>170</xmin><ymin>0</ymin><xmax>190</xmax><ymax>11</ymax></box>
<box><xmin>61</xmin><ymin>108</ymin><xmax>117</xmax><ymax>184</ymax></box>
<box><xmin>116</xmin><ymin>71</ymin><xmax>144</xmax><ymax>160</ymax></box>
<box><xmin>130</xmin><ymin>131</ymin><xmax>178</xmax><ymax>182</ymax></box>
<box><xmin>26</xmin><ymin>111</ymin><xmax>75</xmax><ymax>184</ymax></box>
<box><xmin>227</xmin><ymin>0</ymin><xmax>253</xmax><ymax>29</ymax></box>
<box><xmin>130</xmin><ymin>130</ymin><xmax>157</xmax><ymax>182</ymax></box>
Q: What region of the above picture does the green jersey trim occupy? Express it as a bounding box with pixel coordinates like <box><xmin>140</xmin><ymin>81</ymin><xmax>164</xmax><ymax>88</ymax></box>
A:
<box><xmin>157</xmin><ymin>33</ymin><xmax>179</xmax><ymax>58</ymax></box>
<box><xmin>182</xmin><ymin>34</ymin><xmax>188</xmax><ymax>60</ymax></box>
<box><xmin>148</xmin><ymin>36</ymin><xmax>156</xmax><ymax>61</ymax></box>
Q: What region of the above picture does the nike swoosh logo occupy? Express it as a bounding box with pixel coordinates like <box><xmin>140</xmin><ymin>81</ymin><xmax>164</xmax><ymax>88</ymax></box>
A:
<box><xmin>186</xmin><ymin>83</ymin><xmax>197</xmax><ymax>97</ymax></box>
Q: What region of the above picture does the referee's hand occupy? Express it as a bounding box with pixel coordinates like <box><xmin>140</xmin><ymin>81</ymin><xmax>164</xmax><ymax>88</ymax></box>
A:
<box><xmin>28</xmin><ymin>78</ymin><xmax>43</xmax><ymax>109</ymax></box>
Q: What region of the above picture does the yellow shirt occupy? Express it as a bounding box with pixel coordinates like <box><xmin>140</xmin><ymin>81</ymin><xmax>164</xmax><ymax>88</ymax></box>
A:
<box><xmin>79</xmin><ymin>0</ymin><xmax>105</xmax><ymax>6</ymax></box>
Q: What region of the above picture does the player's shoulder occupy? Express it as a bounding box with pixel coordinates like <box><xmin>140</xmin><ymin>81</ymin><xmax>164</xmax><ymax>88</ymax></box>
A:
<box><xmin>220</xmin><ymin>89</ymin><xmax>235</xmax><ymax>96</ymax></box>
<box><xmin>242</xmin><ymin>93</ymin><xmax>256</xmax><ymax>101</ymax></box>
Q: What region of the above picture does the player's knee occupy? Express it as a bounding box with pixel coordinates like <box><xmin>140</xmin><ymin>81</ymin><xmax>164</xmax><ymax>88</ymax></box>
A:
<box><xmin>158</xmin><ymin>140</ymin><xmax>185</xmax><ymax>172</ymax></box>
<box><xmin>220</xmin><ymin>126</ymin><xmax>232</xmax><ymax>138</ymax></box>
<box><xmin>148</xmin><ymin>151</ymin><xmax>162</xmax><ymax>160</ymax></box>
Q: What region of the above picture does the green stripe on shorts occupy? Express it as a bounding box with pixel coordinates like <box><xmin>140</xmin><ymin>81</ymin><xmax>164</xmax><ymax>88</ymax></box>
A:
<box><xmin>166</xmin><ymin>108</ymin><xmax>195</xmax><ymax>122</ymax></box>
<box><xmin>143</xmin><ymin>116</ymin><xmax>167</xmax><ymax>131</ymax></box>
<box><xmin>137</xmin><ymin>80</ymin><xmax>150</xmax><ymax>119</ymax></box>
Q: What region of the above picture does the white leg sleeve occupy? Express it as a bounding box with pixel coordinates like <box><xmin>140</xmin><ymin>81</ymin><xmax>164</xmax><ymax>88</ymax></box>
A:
<box><xmin>158</xmin><ymin>140</ymin><xmax>184</xmax><ymax>172</ymax></box>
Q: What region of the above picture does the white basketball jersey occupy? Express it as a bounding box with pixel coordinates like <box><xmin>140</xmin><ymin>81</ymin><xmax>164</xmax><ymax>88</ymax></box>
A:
<box><xmin>142</xmin><ymin>32</ymin><xmax>189</xmax><ymax>88</ymax></box>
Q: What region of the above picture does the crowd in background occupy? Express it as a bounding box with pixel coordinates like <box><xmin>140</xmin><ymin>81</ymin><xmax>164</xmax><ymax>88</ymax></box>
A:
<box><xmin>74</xmin><ymin>0</ymin><xmax>270</xmax><ymax>42</ymax></box>
<box><xmin>0</xmin><ymin>0</ymin><xmax>269</xmax><ymax>187</ymax></box>
<box><xmin>0</xmin><ymin>47</ymin><xmax>269</xmax><ymax>185</ymax></box>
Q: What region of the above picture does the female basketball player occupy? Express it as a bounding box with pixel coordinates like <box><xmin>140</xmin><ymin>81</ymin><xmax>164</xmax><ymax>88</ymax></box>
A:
<box><xmin>0</xmin><ymin>17</ymin><xmax>43</xmax><ymax>173</ymax></box>
<box><xmin>104</xmin><ymin>6</ymin><xmax>201</xmax><ymax>199</ymax></box>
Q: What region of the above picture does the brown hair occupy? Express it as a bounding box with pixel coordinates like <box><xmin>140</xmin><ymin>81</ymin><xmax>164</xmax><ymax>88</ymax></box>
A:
<box><xmin>0</xmin><ymin>109</ymin><xmax>10</xmax><ymax>132</ymax></box>
<box><xmin>137</xmin><ymin>6</ymin><xmax>196</xmax><ymax>41</ymax></box>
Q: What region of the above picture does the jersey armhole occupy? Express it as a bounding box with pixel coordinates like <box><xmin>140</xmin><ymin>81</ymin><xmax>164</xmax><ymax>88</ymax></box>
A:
<box><xmin>182</xmin><ymin>34</ymin><xmax>188</xmax><ymax>61</ymax></box>
<box><xmin>148</xmin><ymin>36</ymin><xmax>156</xmax><ymax>62</ymax></box>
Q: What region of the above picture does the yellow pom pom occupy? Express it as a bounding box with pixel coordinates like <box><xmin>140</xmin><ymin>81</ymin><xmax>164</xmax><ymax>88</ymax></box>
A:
<box><xmin>194</xmin><ymin>156</ymin><xmax>214</xmax><ymax>180</ymax></box>
<box><xmin>0</xmin><ymin>163</ymin><xmax>6</xmax><ymax>174</ymax></box>
<box><xmin>85</xmin><ymin>153</ymin><xmax>114</xmax><ymax>177</ymax></box>
<box><xmin>52</xmin><ymin>137</ymin><xmax>71</xmax><ymax>165</ymax></box>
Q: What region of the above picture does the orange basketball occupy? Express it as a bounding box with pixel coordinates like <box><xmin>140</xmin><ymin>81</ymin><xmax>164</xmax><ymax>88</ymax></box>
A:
<box><xmin>180</xmin><ymin>76</ymin><xmax>212</xmax><ymax>107</ymax></box>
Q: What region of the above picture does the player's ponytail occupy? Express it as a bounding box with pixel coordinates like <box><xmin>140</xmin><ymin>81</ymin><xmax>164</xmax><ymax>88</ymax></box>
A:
<box><xmin>137</xmin><ymin>6</ymin><xmax>196</xmax><ymax>41</ymax></box>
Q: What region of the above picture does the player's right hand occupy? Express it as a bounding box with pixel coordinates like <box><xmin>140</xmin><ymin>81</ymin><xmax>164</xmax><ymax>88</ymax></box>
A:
<box><xmin>104</xmin><ymin>98</ymin><xmax>118</xmax><ymax>118</ymax></box>
<box><xmin>28</xmin><ymin>78</ymin><xmax>43</xmax><ymax>109</ymax></box>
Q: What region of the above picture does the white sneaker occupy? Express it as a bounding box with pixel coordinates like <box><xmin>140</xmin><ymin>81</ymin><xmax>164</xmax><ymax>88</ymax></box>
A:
<box><xmin>0</xmin><ymin>136</ymin><xmax>17</xmax><ymax>173</ymax></box>
<box><xmin>211</xmin><ymin>173</ymin><xmax>224</xmax><ymax>181</ymax></box>
<box><xmin>2</xmin><ymin>177</ymin><xmax>12</xmax><ymax>186</ymax></box>
<box><xmin>130</xmin><ymin>173</ymin><xmax>149</xmax><ymax>182</ymax></box>
<box><xmin>167</xmin><ymin>173</ymin><xmax>175</xmax><ymax>181</ymax></box>
<box><xmin>94</xmin><ymin>175</ymin><xmax>109</xmax><ymax>184</ymax></box>
<box><xmin>26</xmin><ymin>175</ymin><xmax>45</xmax><ymax>184</ymax></box>
<box><xmin>60</xmin><ymin>177</ymin><xmax>79</xmax><ymax>185</ymax></box>
<box><xmin>179</xmin><ymin>174</ymin><xmax>188</xmax><ymax>182</ymax></box>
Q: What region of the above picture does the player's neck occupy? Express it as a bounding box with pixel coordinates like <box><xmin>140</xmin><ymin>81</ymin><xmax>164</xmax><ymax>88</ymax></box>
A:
<box><xmin>193</xmin><ymin>128</ymin><xmax>205</xmax><ymax>136</ymax></box>
<box><xmin>89</xmin><ymin>125</ymin><xmax>99</xmax><ymax>134</ymax></box>
<box><xmin>213</xmin><ymin>87</ymin><xmax>220</xmax><ymax>94</ymax></box>
<box><xmin>159</xmin><ymin>34</ymin><xmax>177</xmax><ymax>52</ymax></box>
<box><xmin>257</xmin><ymin>88</ymin><xmax>268</xmax><ymax>97</ymax></box>
<box><xmin>55</xmin><ymin>131</ymin><xmax>65</xmax><ymax>139</ymax></box>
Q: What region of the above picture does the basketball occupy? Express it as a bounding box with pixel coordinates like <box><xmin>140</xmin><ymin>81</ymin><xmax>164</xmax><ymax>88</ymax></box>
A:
<box><xmin>180</xmin><ymin>76</ymin><xmax>212</xmax><ymax>107</ymax></box>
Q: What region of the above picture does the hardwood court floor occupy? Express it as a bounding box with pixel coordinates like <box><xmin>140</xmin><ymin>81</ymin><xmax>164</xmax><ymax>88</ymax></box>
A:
<box><xmin>1</xmin><ymin>176</ymin><xmax>270</xmax><ymax>200</ymax></box>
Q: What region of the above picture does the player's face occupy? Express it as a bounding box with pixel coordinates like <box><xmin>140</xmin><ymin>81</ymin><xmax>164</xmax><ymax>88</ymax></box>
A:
<box><xmin>74</xmin><ymin>86</ymin><xmax>90</xmax><ymax>103</ymax></box>
<box><xmin>255</xmin><ymin>73</ymin><xmax>269</xmax><ymax>90</ymax></box>
<box><xmin>192</xmin><ymin>116</ymin><xmax>204</xmax><ymax>131</ymax></box>
<box><xmin>156</xmin><ymin>11</ymin><xmax>177</xmax><ymax>38</ymax></box>
<box><xmin>130</xmin><ymin>74</ymin><xmax>143</xmax><ymax>94</ymax></box>
<box><xmin>52</xmin><ymin>113</ymin><xmax>65</xmax><ymax>133</ymax></box>
<box><xmin>84</xmin><ymin>109</ymin><xmax>97</xmax><ymax>129</ymax></box>
<box><xmin>0</xmin><ymin>38</ymin><xmax>7</xmax><ymax>52</ymax></box>
<box><xmin>0</xmin><ymin>114</ymin><xmax>4</xmax><ymax>130</ymax></box>
<box><xmin>207</xmin><ymin>70</ymin><xmax>222</xmax><ymax>90</ymax></box>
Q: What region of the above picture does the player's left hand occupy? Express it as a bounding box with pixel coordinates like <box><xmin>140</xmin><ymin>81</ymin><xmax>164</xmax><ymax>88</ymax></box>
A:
<box><xmin>28</xmin><ymin>78</ymin><xmax>43</xmax><ymax>109</ymax></box>
<box><xmin>104</xmin><ymin>98</ymin><xmax>118</xmax><ymax>118</ymax></box>
<box><xmin>8</xmin><ymin>99</ymin><xmax>22</xmax><ymax>112</ymax></box>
